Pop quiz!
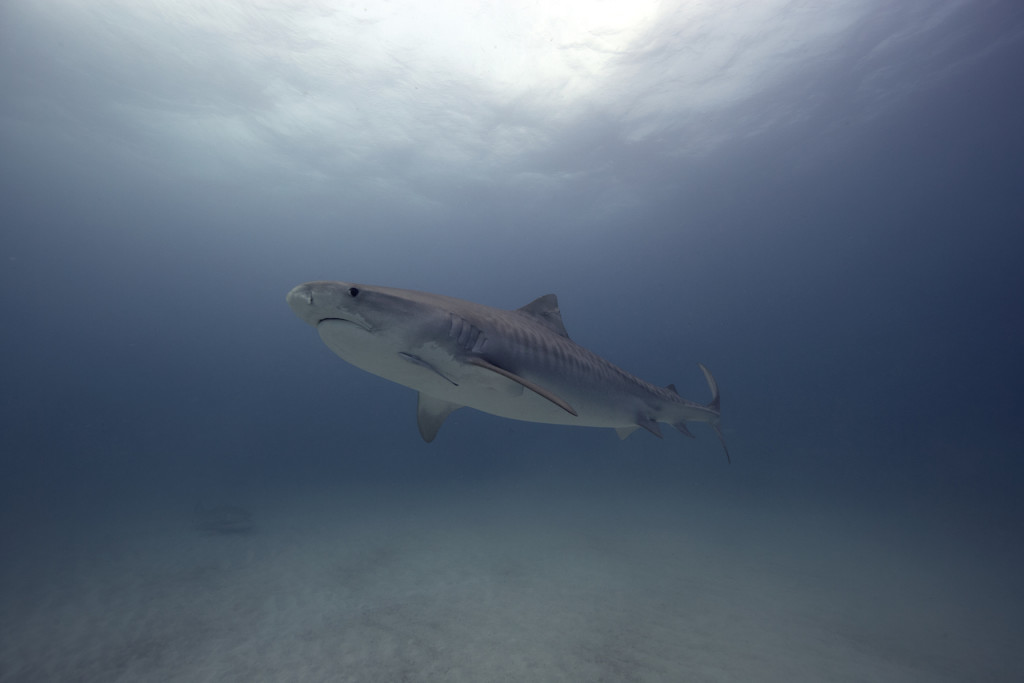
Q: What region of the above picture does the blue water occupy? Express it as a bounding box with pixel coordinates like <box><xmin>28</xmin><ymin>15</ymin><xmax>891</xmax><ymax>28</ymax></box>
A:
<box><xmin>2</xmin><ymin>2</ymin><xmax>1023</xmax><ymax>681</ymax></box>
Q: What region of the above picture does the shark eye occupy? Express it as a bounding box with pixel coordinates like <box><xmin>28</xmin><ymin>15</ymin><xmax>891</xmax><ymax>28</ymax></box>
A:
<box><xmin>348</xmin><ymin>287</ymin><xmax>360</xmax><ymax>297</ymax></box>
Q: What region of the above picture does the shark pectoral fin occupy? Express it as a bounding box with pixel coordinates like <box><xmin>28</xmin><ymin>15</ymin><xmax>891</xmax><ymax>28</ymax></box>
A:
<box><xmin>416</xmin><ymin>393</ymin><xmax>463</xmax><ymax>442</ymax></box>
<box><xmin>615</xmin><ymin>426</ymin><xmax>639</xmax><ymax>440</ymax></box>
<box><xmin>672</xmin><ymin>421</ymin><xmax>696</xmax><ymax>438</ymax></box>
<box><xmin>636</xmin><ymin>416</ymin><xmax>663</xmax><ymax>438</ymax></box>
<box><xmin>400</xmin><ymin>352</ymin><xmax>458</xmax><ymax>386</ymax></box>
<box><xmin>466</xmin><ymin>357</ymin><xmax>578</xmax><ymax>416</ymax></box>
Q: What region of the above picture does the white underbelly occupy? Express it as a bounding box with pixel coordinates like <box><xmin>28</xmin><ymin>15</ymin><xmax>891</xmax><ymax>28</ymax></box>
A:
<box><xmin>317</xmin><ymin>321</ymin><xmax>632</xmax><ymax>428</ymax></box>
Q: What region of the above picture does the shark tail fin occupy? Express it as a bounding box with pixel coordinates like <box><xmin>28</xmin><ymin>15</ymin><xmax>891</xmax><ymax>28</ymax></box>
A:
<box><xmin>698</xmin><ymin>363</ymin><xmax>720</xmax><ymax>413</ymax></box>
<box><xmin>697</xmin><ymin>363</ymin><xmax>730</xmax><ymax>464</ymax></box>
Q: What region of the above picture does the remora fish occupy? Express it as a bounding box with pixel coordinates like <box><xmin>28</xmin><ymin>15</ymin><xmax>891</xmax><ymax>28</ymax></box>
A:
<box><xmin>287</xmin><ymin>281</ymin><xmax>729</xmax><ymax>460</ymax></box>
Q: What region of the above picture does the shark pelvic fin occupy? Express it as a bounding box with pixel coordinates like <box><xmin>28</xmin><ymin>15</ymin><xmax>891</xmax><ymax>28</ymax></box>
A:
<box><xmin>416</xmin><ymin>393</ymin><xmax>463</xmax><ymax>442</ymax></box>
<box><xmin>635</xmin><ymin>415</ymin><xmax>663</xmax><ymax>438</ymax></box>
<box><xmin>467</xmin><ymin>357</ymin><xmax>578</xmax><ymax>416</ymax></box>
<box><xmin>615</xmin><ymin>426</ymin><xmax>639</xmax><ymax>440</ymax></box>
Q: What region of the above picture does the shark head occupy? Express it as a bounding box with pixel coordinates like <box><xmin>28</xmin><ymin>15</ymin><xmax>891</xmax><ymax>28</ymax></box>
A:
<box><xmin>289</xmin><ymin>281</ymin><xmax>372</xmax><ymax>329</ymax></box>
<box><xmin>288</xmin><ymin>278</ymin><xmax>437</xmax><ymax>334</ymax></box>
<box><xmin>286</xmin><ymin>280</ymin><xmax>459</xmax><ymax>390</ymax></box>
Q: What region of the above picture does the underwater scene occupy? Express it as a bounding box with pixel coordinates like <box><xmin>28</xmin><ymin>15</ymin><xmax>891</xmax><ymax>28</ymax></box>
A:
<box><xmin>2</xmin><ymin>1</ymin><xmax>1023</xmax><ymax>681</ymax></box>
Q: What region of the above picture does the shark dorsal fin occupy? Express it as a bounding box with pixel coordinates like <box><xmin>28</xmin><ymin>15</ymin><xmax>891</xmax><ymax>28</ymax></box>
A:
<box><xmin>517</xmin><ymin>294</ymin><xmax>570</xmax><ymax>338</ymax></box>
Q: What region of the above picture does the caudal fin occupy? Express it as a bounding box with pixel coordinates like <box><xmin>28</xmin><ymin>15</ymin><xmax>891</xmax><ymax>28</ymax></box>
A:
<box><xmin>698</xmin><ymin>363</ymin><xmax>730</xmax><ymax>464</ymax></box>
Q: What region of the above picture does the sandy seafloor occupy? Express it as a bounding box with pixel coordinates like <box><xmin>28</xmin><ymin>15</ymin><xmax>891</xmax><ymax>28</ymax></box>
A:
<box><xmin>1</xmin><ymin>443</ymin><xmax>1021</xmax><ymax>683</ymax></box>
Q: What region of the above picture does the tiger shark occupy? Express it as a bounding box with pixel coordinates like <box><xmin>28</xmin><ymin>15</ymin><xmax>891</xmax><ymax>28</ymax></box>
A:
<box><xmin>287</xmin><ymin>281</ymin><xmax>729</xmax><ymax>461</ymax></box>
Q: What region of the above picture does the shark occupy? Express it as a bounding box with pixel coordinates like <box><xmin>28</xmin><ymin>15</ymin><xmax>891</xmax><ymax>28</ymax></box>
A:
<box><xmin>287</xmin><ymin>281</ymin><xmax>729</xmax><ymax>461</ymax></box>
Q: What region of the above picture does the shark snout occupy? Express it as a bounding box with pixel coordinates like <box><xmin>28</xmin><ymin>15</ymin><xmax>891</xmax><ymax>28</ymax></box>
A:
<box><xmin>286</xmin><ymin>284</ymin><xmax>319</xmax><ymax>326</ymax></box>
<box><xmin>287</xmin><ymin>284</ymin><xmax>313</xmax><ymax>306</ymax></box>
<box><xmin>288</xmin><ymin>281</ymin><xmax>368</xmax><ymax>329</ymax></box>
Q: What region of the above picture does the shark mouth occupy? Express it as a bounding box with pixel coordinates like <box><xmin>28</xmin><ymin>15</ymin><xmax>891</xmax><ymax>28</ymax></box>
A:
<box><xmin>317</xmin><ymin>317</ymin><xmax>371</xmax><ymax>332</ymax></box>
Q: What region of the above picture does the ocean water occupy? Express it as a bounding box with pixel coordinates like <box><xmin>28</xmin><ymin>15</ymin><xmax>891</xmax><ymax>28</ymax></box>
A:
<box><xmin>2</xmin><ymin>1</ymin><xmax>1023</xmax><ymax>681</ymax></box>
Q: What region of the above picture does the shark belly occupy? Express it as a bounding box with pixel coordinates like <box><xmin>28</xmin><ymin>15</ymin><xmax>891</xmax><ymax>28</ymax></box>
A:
<box><xmin>317</xmin><ymin>320</ymin><xmax>636</xmax><ymax>428</ymax></box>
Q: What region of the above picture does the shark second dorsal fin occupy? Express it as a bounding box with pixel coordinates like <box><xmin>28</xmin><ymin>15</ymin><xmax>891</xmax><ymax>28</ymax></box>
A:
<box><xmin>517</xmin><ymin>294</ymin><xmax>571</xmax><ymax>338</ymax></box>
<box><xmin>416</xmin><ymin>393</ymin><xmax>463</xmax><ymax>442</ymax></box>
